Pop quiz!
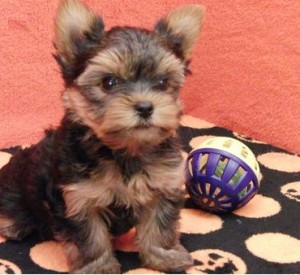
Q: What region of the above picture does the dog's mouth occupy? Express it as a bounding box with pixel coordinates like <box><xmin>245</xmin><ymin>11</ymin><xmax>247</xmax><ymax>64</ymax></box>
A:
<box><xmin>134</xmin><ymin>125</ymin><xmax>154</xmax><ymax>130</ymax></box>
<box><xmin>134</xmin><ymin>119</ymin><xmax>154</xmax><ymax>129</ymax></box>
<box><xmin>102</xmin><ymin>122</ymin><xmax>157</xmax><ymax>136</ymax></box>
<box><xmin>99</xmin><ymin>117</ymin><xmax>177</xmax><ymax>153</ymax></box>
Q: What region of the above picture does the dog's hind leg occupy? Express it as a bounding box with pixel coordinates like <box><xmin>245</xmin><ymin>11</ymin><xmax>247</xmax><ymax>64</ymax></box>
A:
<box><xmin>0</xmin><ymin>147</ymin><xmax>39</xmax><ymax>240</ymax></box>
<box><xmin>0</xmin><ymin>183</ymin><xmax>36</xmax><ymax>241</ymax></box>
<box><xmin>0</xmin><ymin>214</ymin><xmax>35</xmax><ymax>241</ymax></box>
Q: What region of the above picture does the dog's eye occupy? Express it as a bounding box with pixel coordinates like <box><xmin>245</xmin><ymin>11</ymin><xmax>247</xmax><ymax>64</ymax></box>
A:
<box><xmin>102</xmin><ymin>76</ymin><xmax>119</xmax><ymax>91</ymax></box>
<box><xmin>154</xmin><ymin>78</ymin><xmax>168</xmax><ymax>91</ymax></box>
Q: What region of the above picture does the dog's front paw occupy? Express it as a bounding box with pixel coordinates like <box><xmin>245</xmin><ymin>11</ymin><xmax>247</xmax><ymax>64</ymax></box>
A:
<box><xmin>141</xmin><ymin>244</ymin><xmax>193</xmax><ymax>272</ymax></box>
<box><xmin>74</xmin><ymin>255</ymin><xmax>121</xmax><ymax>274</ymax></box>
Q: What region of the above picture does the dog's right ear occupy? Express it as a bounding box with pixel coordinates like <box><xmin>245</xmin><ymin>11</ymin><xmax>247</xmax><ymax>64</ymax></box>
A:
<box><xmin>54</xmin><ymin>0</ymin><xmax>105</xmax><ymax>85</ymax></box>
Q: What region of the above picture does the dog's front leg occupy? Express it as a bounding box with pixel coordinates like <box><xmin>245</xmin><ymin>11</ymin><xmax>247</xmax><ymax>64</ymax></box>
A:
<box><xmin>136</xmin><ymin>190</ymin><xmax>193</xmax><ymax>272</ymax></box>
<box><xmin>66</xmin><ymin>211</ymin><xmax>120</xmax><ymax>274</ymax></box>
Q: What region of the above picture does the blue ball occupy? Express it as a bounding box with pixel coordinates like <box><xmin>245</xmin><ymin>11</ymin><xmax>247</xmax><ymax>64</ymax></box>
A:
<box><xmin>185</xmin><ymin>137</ymin><xmax>260</xmax><ymax>213</ymax></box>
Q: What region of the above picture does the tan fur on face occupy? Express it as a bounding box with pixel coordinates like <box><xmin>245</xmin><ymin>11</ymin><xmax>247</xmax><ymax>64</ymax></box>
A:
<box><xmin>82</xmin><ymin>48</ymin><xmax>129</xmax><ymax>81</ymax></box>
<box><xmin>99</xmin><ymin>91</ymin><xmax>182</xmax><ymax>153</ymax></box>
<box><xmin>62</xmin><ymin>88</ymin><xmax>102</xmax><ymax>129</ymax></box>
<box><xmin>78</xmin><ymin>47</ymin><xmax>185</xmax><ymax>86</ymax></box>
<box><xmin>64</xmin><ymin>83</ymin><xmax>183</xmax><ymax>153</ymax></box>
<box><xmin>101</xmin><ymin>90</ymin><xmax>181</xmax><ymax>131</ymax></box>
<box><xmin>60</xmin><ymin>21</ymin><xmax>187</xmax><ymax>153</ymax></box>
<box><xmin>63</xmin><ymin>87</ymin><xmax>174</xmax><ymax>153</ymax></box>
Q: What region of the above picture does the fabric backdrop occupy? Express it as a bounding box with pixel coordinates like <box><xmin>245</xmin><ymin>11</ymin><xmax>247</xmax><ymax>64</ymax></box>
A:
<box><xmin>0</xmin><ymin>0</ymin><xmax>299</xmax><ymax>153</ymax></box>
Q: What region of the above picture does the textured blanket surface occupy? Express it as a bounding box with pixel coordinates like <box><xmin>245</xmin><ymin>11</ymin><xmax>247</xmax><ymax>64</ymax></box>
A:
<box><xmin>1</xmin><ymin>0</ymin><xmax>299</xmax><ymax>155</ymax></box>
<box><xmin>0</xmin><ymin>115</ymin><xmax>300</xmax><ymax>274</ymax></box>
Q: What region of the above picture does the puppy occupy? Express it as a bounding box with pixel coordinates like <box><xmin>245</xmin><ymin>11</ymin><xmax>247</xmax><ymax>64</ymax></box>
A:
<box><xmin>0</xmin><ymin>0</ymin><xmax>204</xmax><ymax>273</ymax></box>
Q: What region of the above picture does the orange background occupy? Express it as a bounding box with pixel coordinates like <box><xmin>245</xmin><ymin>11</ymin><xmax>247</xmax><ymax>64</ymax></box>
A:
<box><xmin>0</xmin><ymin>0</ymin><xmax>299</xmax><ymax>154</ymax></box>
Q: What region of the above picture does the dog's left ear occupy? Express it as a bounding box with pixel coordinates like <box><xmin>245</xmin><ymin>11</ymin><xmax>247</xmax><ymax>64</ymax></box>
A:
<box><xmin>54</xmin><ymin>0</ymin><xmax>105</xmax><ymax>85</ymax></box>
<box><xmin>155</xmin><ymin>5</ymin><xmax>205</xmax><ymax>61</ymax></box>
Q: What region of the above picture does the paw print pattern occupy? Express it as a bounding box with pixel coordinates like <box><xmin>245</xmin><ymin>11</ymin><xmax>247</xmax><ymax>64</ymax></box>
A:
<box><xmin>186</xmin><ymin>249</ymin><xmax>247</xmax><ymax>274</ymax></box>
<box><xmin>0</xmin><ymin>260</ymin><xmax>21</xmax><ymax>274</ymax></box>
<box><xmin>281</xmin><ymin>181</ymin><xmax>300</xmax><ymax>203</ymax></box>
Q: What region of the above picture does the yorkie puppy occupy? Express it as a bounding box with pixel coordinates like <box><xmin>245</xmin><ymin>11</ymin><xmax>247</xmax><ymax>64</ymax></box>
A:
<box><xmin>0</xmin><ymin>0</ymin><xmax>204</xmax><ymax>273</ymax></box>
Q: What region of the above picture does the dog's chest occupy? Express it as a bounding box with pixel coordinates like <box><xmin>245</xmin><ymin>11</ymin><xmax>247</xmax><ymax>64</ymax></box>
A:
<box><xmin>114</xmin><ymin>154</ymin><xmax>143</xmax><ymax>183</ymax></box>
<box><xmin>62</xmin><ymin>156</ymin><xmax>184</xmax><ymax>219</ymax></box>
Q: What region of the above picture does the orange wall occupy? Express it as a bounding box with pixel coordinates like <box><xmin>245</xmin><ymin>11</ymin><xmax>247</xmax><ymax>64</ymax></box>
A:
<box><xmin>0</xmin><ymin>0</ymin><xmax>299</xmax><ymax>153</ymax></box>
<box><xmin>184</xmin><ymin>0</ymin><xmax>300</xmax><ymax>155</ymax></box>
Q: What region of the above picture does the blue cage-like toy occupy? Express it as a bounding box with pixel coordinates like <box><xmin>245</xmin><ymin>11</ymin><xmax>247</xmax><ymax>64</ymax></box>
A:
<box><xmin>185</xmin><ymin>137</ymin><xmax>261</xmax><ymax>213</ymax></box>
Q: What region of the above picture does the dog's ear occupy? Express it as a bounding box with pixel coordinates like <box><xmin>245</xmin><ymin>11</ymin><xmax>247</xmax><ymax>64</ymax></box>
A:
<box><xmin>155</xmin><ymin>5</ymin><xmax>205</xmax><ymax>61</ymax></box>
<box><xmin>54</xmin><ymin>0</ymin><xmax>105</xmax><ymax>85</ymax></box>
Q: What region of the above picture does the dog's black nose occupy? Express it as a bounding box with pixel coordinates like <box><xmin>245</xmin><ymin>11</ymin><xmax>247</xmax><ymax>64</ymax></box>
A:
<box><xmin>134</xmin><ymin>101</ymin><xmax>154</xmax><ymax>119</ymax></box>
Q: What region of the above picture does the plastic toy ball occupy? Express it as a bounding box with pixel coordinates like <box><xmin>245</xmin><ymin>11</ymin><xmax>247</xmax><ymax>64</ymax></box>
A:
<box><xmin>185</xmin><ymin>137</ymin><xmax>261</xmax><ymax>213</ymax></box>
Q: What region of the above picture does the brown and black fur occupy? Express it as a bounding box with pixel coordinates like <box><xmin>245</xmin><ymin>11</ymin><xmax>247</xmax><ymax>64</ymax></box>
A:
<box><xmin>0</xmin><ymin>0</ymin><xmax>204</xmax><ymax>273</ymax></box>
